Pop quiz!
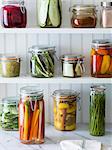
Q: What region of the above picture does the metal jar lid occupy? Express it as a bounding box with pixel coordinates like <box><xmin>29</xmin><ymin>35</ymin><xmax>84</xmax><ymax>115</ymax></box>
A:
<box><xmin>101</xmin><ymin>2</ymin><xmax>112</xmax><ymax>7</ymax></box>
<box><xmin>91</xmin><ymin>85</ymin><xmax>106</xmax><ymax>92</ymax></box>
<box><xmin>61</xmin><ymin>55</ymin><xmax>84</xmax><ymax>62</ymax></box>
<box><xmin>92</xmin><ymin>39</ymin><xmax>112</xmax><ymax>47</ymax></box>
<box><xmin>28</xmin><ymin>45</ymin><xmax>56</xmax><ymax>54</ymax></box>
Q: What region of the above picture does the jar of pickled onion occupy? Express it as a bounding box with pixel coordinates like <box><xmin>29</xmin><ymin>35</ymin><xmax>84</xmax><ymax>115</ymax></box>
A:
<box><xmin>2</xmin><ymin>0</ymin><xmax>27</xmax><ymax>28</ymax></box>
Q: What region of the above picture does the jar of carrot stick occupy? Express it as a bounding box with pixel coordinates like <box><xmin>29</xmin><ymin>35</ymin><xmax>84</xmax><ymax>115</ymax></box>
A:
<box><xmin>91</xmin><ymin>39</ymin><xmax>112</xmax><ymax>78</ymax></box>
<box><xmin>19</xmin><ymin>86</ymin><xmax>45</xmax><ymax>144</ymax></box>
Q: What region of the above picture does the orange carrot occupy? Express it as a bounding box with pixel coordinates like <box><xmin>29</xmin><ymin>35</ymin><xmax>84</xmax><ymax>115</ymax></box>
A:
<box><xmin>97</xmin><ymin>48</ymin><xmax>108</xmax><ymax>55</ymax></box>
<box><xmin>108</xmin><ymin>58</ymin><xmax>112</xmax><ymax>73</ymax></box>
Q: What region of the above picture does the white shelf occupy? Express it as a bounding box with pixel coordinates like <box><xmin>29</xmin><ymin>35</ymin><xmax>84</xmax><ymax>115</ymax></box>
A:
<box><xmin>0</xmin><ymin>124</ymin><xmax>112</xmax><ymax>150</ymax></box>
<box><xmin>0</xmin><ymin>76</ymin><xmax>111</xmax><ymax>84</ymax></box>
<box><xmin>0</xmin><ymin>28</ymin><xmax>112</xmax><ymax>34</ymax></box>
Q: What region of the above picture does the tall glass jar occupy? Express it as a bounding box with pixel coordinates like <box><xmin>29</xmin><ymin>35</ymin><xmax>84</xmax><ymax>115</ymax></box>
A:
<box><xmin>19</xmin><ymin>86</ymin><xmax>45</xmax><ymax>144</ymax></box>
<box><xmin>89</xmin><ymin>85</ymin><xmax>106</xmax><ymax>136</ymax></box>
<box><xmin>101</xmin><ymin>2</ymin><xmax>112</xmax><ymax>28</ymax></box>
<box><xmin>2</xmin><ymin>0</ymin><xmax>27</xmax><ymax>28</ymax></box>
<box><xmin>29</xmin><ymin>45</ymin><xmax>56</xmax><ymax>78</ymax></box>
<box><xmin>70</xmin><ymin>5</ymin><xmax>97</xmax><ymax>28</ymax></box>
<box><xmin>91</xmin><ymin>39</ymin><xmax>112</xmax><ymax>78</ymax></box>
<box><xmin>37</xmin><ymin>0</ymin><xmax>62</xmax><ymax>28</ymax></box>
<box><xmin>61</xmin><ymin>55</ymin><xmax>85</xmax><ymax>78</ymax></box>
<box><xmin>52</xmin><ymin>90</ymin><xmax>80</xmax><ymax>131</ymax></box>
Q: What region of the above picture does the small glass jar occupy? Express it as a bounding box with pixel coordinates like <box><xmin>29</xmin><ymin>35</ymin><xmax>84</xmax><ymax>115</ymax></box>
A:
<box><xmin>101</xmin><ymin>2</ymin><xmax>112</xmax><ymax>28</ymax></box>
<box><xmin>2</xmin><ymin>0</ymin><xmax>27</xmax><ymax>28</ymax></box>
<box><xmin>70</xmin><ymin>5</ymin><xmax>97</xmax><ymax>28</ymax></box>
<box><xmin>52</xmin><ymin>90</ymin><xmax>80</xmax><ymax>131</ymax></box>
<box><xmin>29</xmin><ymin>45</ymin><xmax>56</xmax><ymax>78</ymax></box>
<box><xmin>37</xmin><ymin>0</ymin><xmax>62</xmax><ymax>28</ymax></box>
<box><xmin>91</xmin><ymin>39</ymin><xmax>112</xmax><ymax>78</ymax></box>
<box><xmin>61</xmin><ymin>55</ymin><xmax>85</xmax><ymax>78</ymax></box>
<box><xmin>19</xmin><ymin>86</ymin><xmax>45</xmax><ymax>144</ymax></box>
<box><xmin>0</xmin><ymin>55</ymin><xmax>21</xmax><ymax>77</ymax></box>
<box><xmin>1</xmin><ymin>97</ymin><xmax>19</xmax><ymax>131</ymax></box>
<box><xmin>89</xmin><ymin>85</ymin><xmax>106</xmax><ymax>136</ymax></box>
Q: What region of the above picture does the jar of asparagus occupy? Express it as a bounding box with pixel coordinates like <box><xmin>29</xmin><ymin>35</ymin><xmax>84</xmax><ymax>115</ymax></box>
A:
<box><xmin>19</xmin><ymin>86</ymin><xmax>45</xmax><ymax>144</ymax></box>
<box><xmin>29</xmin><ymin>45</ymin><xmax>56</xmax><ymax>78</ymax></box>
<box><xmin>89</xmin><ymin>85</ymin><xmax>106</xmax><ymax>136</ymax></box>
<box><xmin>52</xmin><ymin>90</ymin><xmax>80</xmax><ymax>131</ymax></box>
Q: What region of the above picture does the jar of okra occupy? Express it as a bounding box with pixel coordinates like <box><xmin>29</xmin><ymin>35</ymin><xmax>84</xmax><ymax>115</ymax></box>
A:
<box><xmin>89</xmin><ymin>85</ymin><xmax>106</xmax><ymax>136</ymax></box>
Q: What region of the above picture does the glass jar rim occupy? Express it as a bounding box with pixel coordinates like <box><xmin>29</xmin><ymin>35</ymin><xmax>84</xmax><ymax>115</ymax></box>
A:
<box><xmin>71</xmin><ymin>5</ymin><xmax>96</xmax><ymax>12</ymax></box>
<box><xmin>52</xmin><ymin>89</ymin><xmax>80</xmax><ymax>99</ymax></box>
<box><xmin>28</xmin><ymin>45</ymin><xmax>56</xmax><ymax>54</ymax></box>
<box><xmin>91</xmin><ymin>85</ymin><xmax>106</xmax><ymax>92</ymax></box>
<box><xmin>0</xmin><ymin>54</ymin><xmax>21</xmax><ymax>61</ymax></box>
<box><xmin>2</xmin><ymin>0</ymin><xmax>25</xmax><ymax>5</ymax></box>
<box><xmin>1</xmin><ymin>96</ymin><xmax>19</xmax><ymax>105</ymax></box>
<box><xmin>61</xmin><ymin>55</ymin><xmax>85</xmax><ymax>61</ymax></box>
<box><xmin>20</xmin><ymin>86</ymin><xmax>43</xmax><ymax>98</ymax></box>
<box><xmin>92</xmin><ymin>39</ymin><xmax>112</xmax><ymax>47</ymax></box>
<box><xmin>101</xmin><ymin>2</ymin><xmax>112</xmax><ymax>7</ymax></box>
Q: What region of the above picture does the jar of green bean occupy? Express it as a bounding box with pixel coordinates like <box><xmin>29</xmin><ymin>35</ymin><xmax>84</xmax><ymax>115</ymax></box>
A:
<box><xmin>89</xmin><ymin>85</ymin><xmax>106</xmax><ymax>136</ymax></box>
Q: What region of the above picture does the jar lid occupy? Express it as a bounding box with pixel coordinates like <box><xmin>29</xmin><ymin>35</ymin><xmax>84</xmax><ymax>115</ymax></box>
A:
<box><xmin>61</xmin><ymin>55</ymin><xmax>84</xmax><ymax>61</ymax></box>
<box><xmin>1</xmin><ymin>96</ymin><xmax>19</xmax><ymax>105</ymax></box>
<box><xmin>2</xmin><ymin>0</ymin><xmax>24</xmax><ymax>5</ymax></box>
<box><xmin>28</xmin><ymin>45</ymin><xmax>56</xmax><ymax>54</ymax></box>
<box><xmin>92</xmin><ymin>39</ymin><xmax>112</xmax><ymax>47</ymax></box>
<box><xmin>71</xmin><ymin>5</ymin><xmax>96</xmax><ymax>12</ymax></box>
<box><xmin>0</xmin><ymin>54</ymin><xmax>21</xmax><ymax>61</ymax></box>
<box><xmin>20</xmin><ymin>86</ymin><xmax>43</xmax><ymax>98</ymax></box>
<box><xmin>91</xmin><ymin>85</ymin><xmax>106</xmax><ymax>92</ymax></box>
<box><xmin>101</xmin><ymin>2</ymin><xmax>112</xmax><ymax>7</ymax></box>
<box><xmin>52</xmin><ymin>89</ymin><xmax>80</xmax><ymax>99</ymax></box>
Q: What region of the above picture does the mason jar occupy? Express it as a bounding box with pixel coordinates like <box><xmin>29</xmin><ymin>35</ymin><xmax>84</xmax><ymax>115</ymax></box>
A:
<box><xmin>37</xmin><ymin>0</ymin><xmax>62</xmax><ymax>28</ymax></box>
<box><xmin>89</xmin><ymin>85</ymin><xmax>106</xmax><ymax>136</ymax></box>
<box><xmin>29</xmin><ymin>45</ymin><xmax>56</xmax><ymax>78</ymax></box>
<box><xmin>0</xmin><ymin>55</ymin><xmax>21</xmax><ymax>77</ymax></box>
<box><xmin>91</xmin><ymin>39</ymin><xmax>112</xmax><ymax>78</ymax></box>
<box><xmin>61</xmin><ymin>55</ymin><xmax>85</xmax><ymax>77</ymax></box>
<box><xmin>2</xmin><ymin>0</ymin><xmax>27</xmax><ymax>28</ymax></box>
<box><xmin>19</xmin><ymin>86</ymin><xmax>45</xmax><ymax>144</ymax></box>
<box><xmin>52</xmin><ymin>90</ymin><xmax>80</xmax><ymax>131</ymax></box>
<box><xmin>70</xmin><ymin>5</ymin><xmax>97</xmax><ymax>28</ymax></box>
<box><xmin>1</xmin><ymin>97</ymin><xmax>19</xmax><ymax>131</ymax></box>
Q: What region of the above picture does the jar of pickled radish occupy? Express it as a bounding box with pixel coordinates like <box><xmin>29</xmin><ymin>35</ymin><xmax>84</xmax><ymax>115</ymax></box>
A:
<box><xmin>89</xmin><ymin>85</ymin><xmax>106</xmax><ymax>136</ymax></box>
<box><xmin>52</xmin><ymin>90</ymin><xmax>80</xmax><ymax>131</ymax></box>
<box><xmin>91</xmin><ymin>39</ymin><xmax>112</xmax><ymax>78</ymax></box>
<box><xmin>2</xmin><ymin>0</ymin><xmax>27</xmax><ymax>28</ymax></box>
<box><xmin>19</xmin><ymin>86</ymin><xmax>45</xmax><ymax>144</ymax></box>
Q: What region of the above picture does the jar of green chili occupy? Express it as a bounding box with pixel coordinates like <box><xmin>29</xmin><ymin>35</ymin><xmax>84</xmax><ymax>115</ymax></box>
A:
<box><xmin>89</xmin><ymin>85</ymin><xmax>106</xmax><ymax>136</ymax></box>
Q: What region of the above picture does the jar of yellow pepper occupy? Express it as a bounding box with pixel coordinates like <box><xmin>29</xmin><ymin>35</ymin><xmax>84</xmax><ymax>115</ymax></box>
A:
<box><xmin>52</xmin><ymin>90</ymin><xmax>80</xmax><ymax>131</ymax></box>
<box><xmin>91</xmin><ymin>39</ymin><xmax>112</xmax><ymax>78</ymax></box>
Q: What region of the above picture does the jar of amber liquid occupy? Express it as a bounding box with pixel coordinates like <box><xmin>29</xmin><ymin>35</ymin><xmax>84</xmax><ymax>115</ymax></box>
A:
<box><xmin>52</xmin><ymin>90</ymin><xmax>80</xmax><ymax>131</ymax></box>
<box><xmin>91</xmin><ymin>39</ymin><xmax>112</xmax><ymax>78</ymax></box>
<box><xmin>70</xmin><ymin>5</ymin><xmax>97</xmax><ymax>28</ymax></box>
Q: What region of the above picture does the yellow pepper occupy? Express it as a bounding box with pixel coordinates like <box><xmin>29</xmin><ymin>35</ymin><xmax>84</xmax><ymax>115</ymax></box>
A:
<box><xmin>101</xmin><ymin>55</ymin><xmax>110</xmax><ymax>74</ymax></box>
<box><xmin>58</xmin><ymin>103</ymin><xmax>69</xmax><ymax>109</ymax></box>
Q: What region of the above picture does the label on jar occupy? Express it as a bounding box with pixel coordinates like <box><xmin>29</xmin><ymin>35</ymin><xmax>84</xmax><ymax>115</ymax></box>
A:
<box><xmin>63</xmin><ymin>63</ymin><xmax>74</xmax><ymax>77</ymax></box>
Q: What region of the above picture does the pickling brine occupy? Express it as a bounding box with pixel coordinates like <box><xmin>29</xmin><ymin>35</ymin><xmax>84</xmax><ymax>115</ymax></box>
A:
<box><xmin>19</xmin><ymin>86</ymin><xmax>45</xmax><ymax>144</ymax></box>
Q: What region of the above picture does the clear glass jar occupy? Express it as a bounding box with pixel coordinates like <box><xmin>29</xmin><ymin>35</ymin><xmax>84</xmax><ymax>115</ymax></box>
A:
<box><xmin>91</xmin><ymin>39</ymin><xmax>112</xmax><ymax>78</ymax></box>
<box><xmin>52</xmin><ymin>90</ymin><xmax>80</xmax><ymax>131</ymax></box>
<box><xmin>19</xmin><ymin>86</ymin><xmax>45</xmax><ymax>144</ymax></box>
<box><xmin>101</xmin><ymin>2</ymin><xmax>112</xmax><ymax>28</ymax></box>
<box><xmin>2</xmin><ymin>0</ymin><xmax>27</xmax><ymax>28</ymax></box>
<box><xmin>37</xmin><ymin>0</ymin><xmax>62</xmax><ymax>28</ymax></box>
<box><xmin>61</xmin><ymin>55</ymin><xmax>85</xmax><ymax>78</ymax></box>
<box><xmin>0</xmin><ymin>55</ymin><xmax>21</xmax><ymax>77</ymax></box>
<box><xmin>70</xmin><ymin>5</ymin><xmax>97</xmax><ymax>28</ymax></box>
<box><xmin>1</xmin><ymin>97</ymin><xmax>19</xmax><ymax>131</ymax></box>
<box><xmin>89</xmin><ymin>85</ymin><xmax>106</xmax><ymax>136</ymax></box>
<box><xmin>29</xmin><ymin>45</ymin><xmax>56</xmax><ymax>78</ymax></box>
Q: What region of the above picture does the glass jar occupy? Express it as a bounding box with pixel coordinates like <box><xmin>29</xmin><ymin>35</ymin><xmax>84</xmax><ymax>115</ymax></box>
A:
<box><xmin>0</xmin><ymin>101</ymin><xmax>2</xmax><ymax>128</ymax></box>
<box><xmin>52</xmin><ymin>90</ymin><xmax>80</xmax><ymax>131</ymax></box>
<box><xmin>37</xmin><ymin>0</ymin><xmax>62</xmax><ymax>28</ymax></box>
<box><xmin>0</xmin><ymin>55</ymin><xmax>21</xmax><ymax>77</ymax></box>
<box><xmin>101</xmin><ymin>2</ymin><xmax>112</xmax><ymax>28</ymax></box>
<box><xmin>91</xmin><ymin>39</ymin><xmax>112</xmax><ymax>78</ymax></box>
<box><xmin>19</xmin><ymin>86</ymin><xmax>45</xmax><ymax>144</ymax></box>
<box><xmin>89</xmin><ymin>85</ymin><xmax>106</xmax><ymax>136</ymax></box>
<box><xmin>29</xmin><ymin>45</ymin><xmax>56</xmax><ymax>78</ymax></box>
<box><xmin>1</xmin><ymin>97</ymin><xmax>19</xmax><ymax>131</ymax></box>
<box><xmin>61</xmin><ymin>55</ymin><xmax>85</xmax><ymax>78</ymax></box>
<box><xmin>2</xmin><ymin>0</ymin><xmax>27</xmax><ymax>28</ymax></box>
<box><xmin>70</xmin><ymin>5</ymin><xmax>97</xmax><ymax>28</ymax></box>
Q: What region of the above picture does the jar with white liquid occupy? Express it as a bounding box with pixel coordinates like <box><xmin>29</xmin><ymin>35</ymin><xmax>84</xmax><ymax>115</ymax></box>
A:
<box><xmin>101</xmin><ymin>2</ymin><xmax>112</xmax><ymax>28</ymax></box>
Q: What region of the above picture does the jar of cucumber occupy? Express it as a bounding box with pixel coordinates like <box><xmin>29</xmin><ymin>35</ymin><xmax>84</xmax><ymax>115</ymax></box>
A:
<box><xmin>89</xmin><ymin>85</ymin><xmax>106</xmax><ymax>136</ymax></box>
<box><xmin>52</xmin><ymin>90</ymin><xmax>80</xmax><ymax>131</ymax></box>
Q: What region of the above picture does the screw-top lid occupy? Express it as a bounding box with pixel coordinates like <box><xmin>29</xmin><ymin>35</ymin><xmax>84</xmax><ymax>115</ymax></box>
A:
<box><xmin>101</xmin><ymin>2</ymin><xmax>112</xmax><ymax>7</ymax></box>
